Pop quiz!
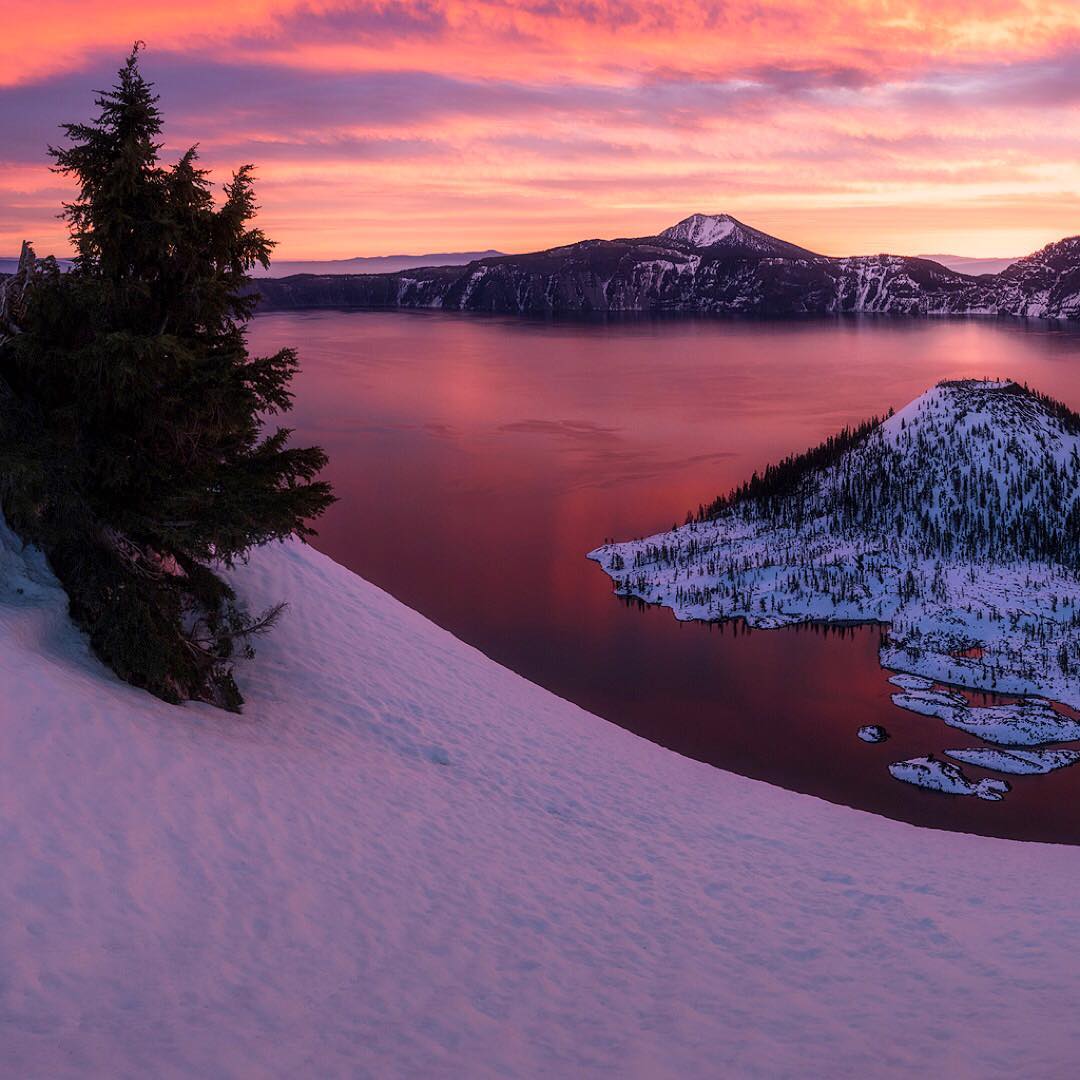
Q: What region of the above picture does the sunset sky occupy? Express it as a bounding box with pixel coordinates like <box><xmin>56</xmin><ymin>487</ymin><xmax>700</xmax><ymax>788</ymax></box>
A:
<box><xmin>3</xmin><ymin>1</ymin><xmax>1079</xmax><ymax>260</ymax></box>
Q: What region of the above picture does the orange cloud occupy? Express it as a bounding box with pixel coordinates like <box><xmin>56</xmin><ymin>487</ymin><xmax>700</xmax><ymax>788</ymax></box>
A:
<box><xmin>7</xmin><ymin>1</ymin><xmax>1080</xmax><ymax>86</ymax></box>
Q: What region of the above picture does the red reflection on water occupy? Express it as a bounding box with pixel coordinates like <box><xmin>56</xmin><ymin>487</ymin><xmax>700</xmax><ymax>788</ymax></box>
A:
<box><xmin>249</xmin><ymin>310</ymin><xmax>1080</xmax><ymax>843</ymax></box>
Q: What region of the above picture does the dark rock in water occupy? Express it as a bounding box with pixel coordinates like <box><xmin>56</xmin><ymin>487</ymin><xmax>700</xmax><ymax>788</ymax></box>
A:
<box><xmin>858</xmin><ymin>725</ymin><xmax>889</xmax><ymax>743</ymax></box>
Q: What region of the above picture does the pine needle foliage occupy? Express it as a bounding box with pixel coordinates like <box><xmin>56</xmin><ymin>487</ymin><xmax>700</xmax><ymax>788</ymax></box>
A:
<box><xmin>0</xmin><ymin>46</ymin><xmax>334</xmax><ymax>710</ymax></box>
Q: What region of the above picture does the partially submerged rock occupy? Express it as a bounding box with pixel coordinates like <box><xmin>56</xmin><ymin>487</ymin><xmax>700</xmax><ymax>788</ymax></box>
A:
<box><xmin>888</xmin><ymin>756</ymin><xmax>1010</xmax><ymax>801</ymax></box>
<box><xmin>893</xmin><ymin>690</ymin><xmax>1080</xmax><ymax>746</ymax></box>
<box><xmin>858</xmin><ymin>725</ymin><xmax>889</xmax><ymax>743</ymax></box>
<box><xmin>888</xmin><ymin>673</ymin><xmax>935</xmax><ymax>692</ymax></box>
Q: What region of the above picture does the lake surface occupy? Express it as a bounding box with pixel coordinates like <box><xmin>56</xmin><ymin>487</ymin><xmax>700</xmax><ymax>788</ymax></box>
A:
<box><xmin>249</xmin><ymin>311</ymin><xmax>1080</xmax><ymax>843</ymax></box>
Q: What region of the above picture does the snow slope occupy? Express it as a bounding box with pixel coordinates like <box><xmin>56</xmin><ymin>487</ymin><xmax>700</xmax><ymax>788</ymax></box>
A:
<box><xmin>4</xmin><ymin>520</ymin><xmax>1080</xmax><ymax>1078</ymax></box>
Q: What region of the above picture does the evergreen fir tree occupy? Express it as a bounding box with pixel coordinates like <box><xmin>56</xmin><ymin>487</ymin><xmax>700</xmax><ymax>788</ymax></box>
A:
<box><xmin>0</xmin><ymin>45</ymin><xmax>334</xmax><ymax>710</ymax></box>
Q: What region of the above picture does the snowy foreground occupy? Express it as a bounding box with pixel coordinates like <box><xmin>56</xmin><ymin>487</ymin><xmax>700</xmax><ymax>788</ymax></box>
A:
<box><xmin>4</xmin><ymin>524</ymin><xmax>1080</xmax><ymax>1078</ymax></box>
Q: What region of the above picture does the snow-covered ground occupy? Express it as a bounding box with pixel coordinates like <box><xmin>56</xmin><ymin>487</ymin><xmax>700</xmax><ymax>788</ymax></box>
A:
<box><xmin>4</xmin><ymin>521</ymin><xmax>1080</xmax><ymax>1078</ymax></box>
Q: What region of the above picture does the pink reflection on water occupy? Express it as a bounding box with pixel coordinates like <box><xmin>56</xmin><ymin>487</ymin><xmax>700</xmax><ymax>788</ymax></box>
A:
<box><xmin>250</xmin><ymin>310</ymin><xmax>1080</xmax><ymax>842</ymax></box>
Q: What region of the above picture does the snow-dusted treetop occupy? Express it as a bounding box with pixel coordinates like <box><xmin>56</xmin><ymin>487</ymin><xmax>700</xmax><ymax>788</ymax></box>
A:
<box><xmin>590</xmin><ymin>379</ymin><xmax>1080</xmax><ymax>718</ymax></box>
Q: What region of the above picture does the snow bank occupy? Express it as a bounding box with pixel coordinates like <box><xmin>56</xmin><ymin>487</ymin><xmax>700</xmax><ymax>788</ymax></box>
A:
<box><xmin>4</xmin><ymin>527</ymin><xmax>1080</xmax><ymax>1078</ymax></box>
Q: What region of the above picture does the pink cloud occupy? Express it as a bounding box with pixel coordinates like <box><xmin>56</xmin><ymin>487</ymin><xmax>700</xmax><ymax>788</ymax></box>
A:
<box><xmin>2</xmin><ymin>3</ymin><xmax>1079</xmax><ymax>258</ymax></box>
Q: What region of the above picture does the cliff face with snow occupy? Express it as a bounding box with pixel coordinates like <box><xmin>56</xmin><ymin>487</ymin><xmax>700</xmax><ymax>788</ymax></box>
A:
<box><xmin>589</xmin><ymin>380</ymin><xmax>1079</xmax><ymax>757</ymax></box>
<box><xmin>253</xmin><ymin>214</ymin><xmax>1080</xmax><ymax>319</ymax></box>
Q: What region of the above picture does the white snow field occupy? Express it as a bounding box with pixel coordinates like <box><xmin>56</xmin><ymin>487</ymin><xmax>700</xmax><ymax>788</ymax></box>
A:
<box><xmin>4</xmin><ymin>522</ymin><xmax>1080</xmax><ymax>1079</ymax></box>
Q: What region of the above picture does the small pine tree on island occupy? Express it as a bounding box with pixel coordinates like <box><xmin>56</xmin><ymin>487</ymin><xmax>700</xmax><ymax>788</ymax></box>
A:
<box><xmin>0</xmin><ymin>45</ymin><xmax>334</xmax><ymax>710</ymax></box>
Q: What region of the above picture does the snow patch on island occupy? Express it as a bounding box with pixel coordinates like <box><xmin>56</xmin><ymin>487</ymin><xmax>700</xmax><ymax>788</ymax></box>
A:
<box><xmin>888</xmin><ymin>672</ymin><xmax>935</xmax><ymax>691</ymax></box>
<box><xmin>892</xmin><ymin>690</ymin><xmax>1080</xmax><ymax>746</ymax></box>
<box><xmin>944</xmin><ymin>747</ymin><xmax>1080</xmax><ymax>775</ymax></box>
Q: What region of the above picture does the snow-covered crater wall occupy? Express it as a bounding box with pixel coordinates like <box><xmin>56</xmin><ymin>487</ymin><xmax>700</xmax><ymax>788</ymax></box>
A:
<box><xmin>254</xmin><ymin>214</ymin><xmax>1080</xmax><ymax>319</ymax></box>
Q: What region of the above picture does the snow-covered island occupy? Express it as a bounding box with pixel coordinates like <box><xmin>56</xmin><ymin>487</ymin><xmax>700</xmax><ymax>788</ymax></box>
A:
<box><xmin>590</xmin><ymin>380</ymin><xmax>1079</xmax><ymax>793</ymax></box>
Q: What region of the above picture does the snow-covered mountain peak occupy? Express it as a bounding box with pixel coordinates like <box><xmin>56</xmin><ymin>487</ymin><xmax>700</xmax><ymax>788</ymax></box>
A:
<box><xmin>660</xmin><ymin>213</ymin><xmax>739</xmax><ymax>247</ymax></box>
<box><xmin>654</xmin><ymin>212</ymin><xmax>822</xmax><ymax>259</ymax></box>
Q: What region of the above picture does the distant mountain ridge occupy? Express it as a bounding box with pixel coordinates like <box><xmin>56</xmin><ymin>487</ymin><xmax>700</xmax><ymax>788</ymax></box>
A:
<box><xmin>0</xmin><ymin>256</ymin><xmax>74</xmax><ymax>275</ymax></box>
<box><xmin>917</xmin><ymin>253</ymin><xmax>1019</xmax><ymax>276</ymax></box>
<box><xmin>253</xmin><ymin>213</ymin><xmax>1080</xmax><ymax>320</ymax></box>
<box><xmin>249</xmin><ymin>250</ymin><xmax>504</xmax><ymax>278</ymax></box>
<box><xmin>1</xmin><ymin>252</ymin><xmax>502</xmax><ymax>278</ymax></box>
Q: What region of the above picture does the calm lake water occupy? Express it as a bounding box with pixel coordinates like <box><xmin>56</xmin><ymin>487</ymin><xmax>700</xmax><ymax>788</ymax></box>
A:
<box><xmin>249</xmin><ymin>311</ymin><xmax>1080</xmax><ymax>843</ymax></box>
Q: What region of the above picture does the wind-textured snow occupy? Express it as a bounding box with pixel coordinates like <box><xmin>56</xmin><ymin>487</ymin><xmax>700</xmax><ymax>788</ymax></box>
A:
<box><xmin>5</xmin><ymin>520</ymin><xmax>1080</xmax><ymax>1077</ymax></box>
